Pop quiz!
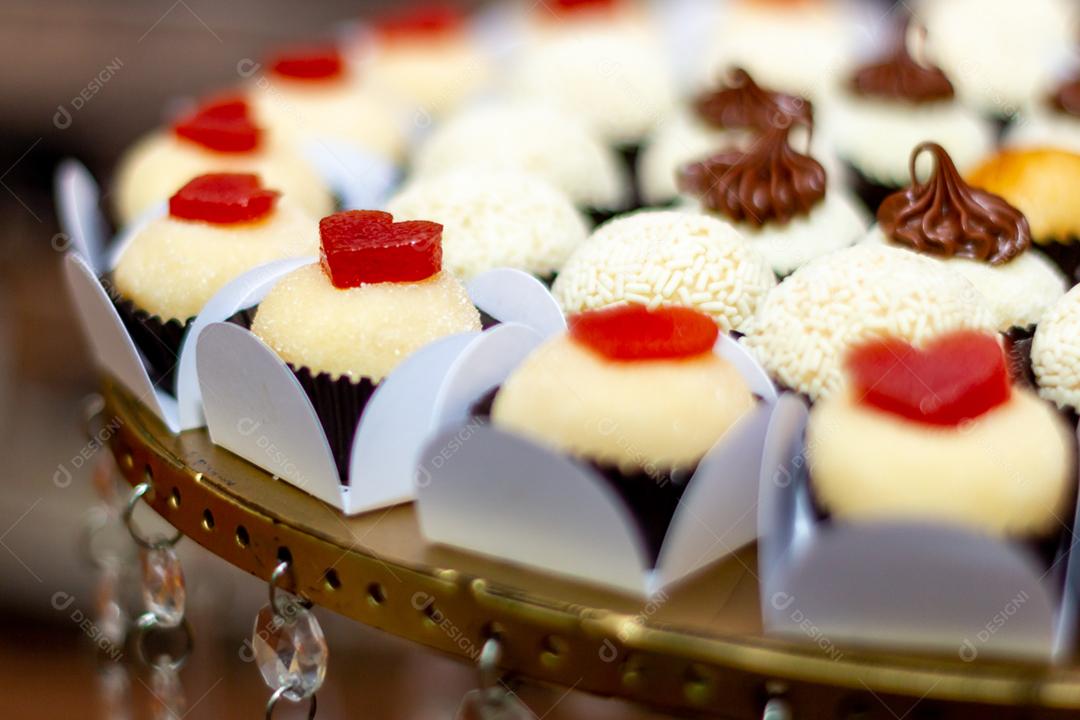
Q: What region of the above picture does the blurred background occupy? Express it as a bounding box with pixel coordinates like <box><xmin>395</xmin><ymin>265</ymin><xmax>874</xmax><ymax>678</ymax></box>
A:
<box><xmin>0</xmin><ymin>1</ymin><xmax>669</xmax><ymax>717</ymax></box>
<box><xmin>3</xmin><ymin>0</ymin><xmax>1064</xmax><ymax>716</ymax></box>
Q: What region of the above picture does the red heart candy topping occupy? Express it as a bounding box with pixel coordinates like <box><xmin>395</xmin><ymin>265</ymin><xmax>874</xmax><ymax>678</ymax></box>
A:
<box><xmin>173</xmin><ymin>96</ymin><xmax>261</xmax><ymax>153</ymax></box>
<box><xmin>845</xmin><ymin>331</ymin><xmax>1011</xmax><ymax>426</ymax></box>
<box><xmin>376</xmin><ymin>4</ymin><xmax>463</xmax><ymax>42</ymax></box>
<box><xmin>568</xmin><ymin>304</ymin><xmax>720</xmax><ymax>361</ymax></box>
<box><xmin>169</xmin><ymin>173</ymin><xmax>280</xmax><ymax>225</ymax></box>
<box><xmin>319</xmin><ymin>210</ymin><xmax>443</xmax><ymax>287</ymax></box>
<box><xmin>551</xmin><ymin>0</ymin><xmax>621</xmax><ymax>16</ymax></box>
<box><xmin>269</xmin><ymin>45</ymin><xmax>344</xmax><ymax>81</ymax></box>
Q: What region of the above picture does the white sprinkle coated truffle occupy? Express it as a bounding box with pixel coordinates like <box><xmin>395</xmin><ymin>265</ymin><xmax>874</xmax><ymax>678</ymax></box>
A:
<box><xmin>412</xmin><ymin>101</ymin><xmax>629</xmax><ymax>210</ymax></box>
<box><xmin>1033</xmin><ymin>285</ymin><xmax>1080</xmax><ymax>412</ymax></box>
<box><xmin>386</xmin><ymin>169</ymin><xmax>589</xmax><ymax>280</ymax></box>
<box><xmin>551</xmin><ymin>211</ymin><xmax>776</xmax><ymax>332</ymax></box>
<box><xmin>742</xmin><ymin>244</ymin><xmax>996</xmax><ymax>400</ymax></box>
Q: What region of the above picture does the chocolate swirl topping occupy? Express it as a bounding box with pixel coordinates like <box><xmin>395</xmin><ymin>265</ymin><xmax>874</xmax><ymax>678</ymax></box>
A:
<box><xmin>1049</xmin><ymin>76</ymin><xmax>1080</xmax><ymax>118</ymax></box>
<box><xmin>849</xmin><ymin>36</ymin><xmax>954</xmax><ymax>104</ymax></box>
<box><xmin>693</xmin><ymin>68</ymin><xmax>812</xmax><ymax>131</ymax></box>
<box><xmin>878</xmin><ymin>142</ymin><xmax>1031</xmax><ymax>265</ymax></box>
<box><xmin>677</xmin><ymin>124</ymin><xmax>826</xmax><ymax>227</ymax></box>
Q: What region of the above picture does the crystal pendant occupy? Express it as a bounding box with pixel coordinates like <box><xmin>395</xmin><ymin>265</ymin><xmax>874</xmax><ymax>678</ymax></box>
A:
<box><xmin>150</xmin><ymin>662</ymin><xmax>185</xmax><ymax>720</ymax></box>
<box><xmin>455</xmin><ymin>688</ymin><xmax>533</xmax><ymax>720</ymax></box>
<box><xmin>252</xmin><ymin>603</ymin><xmax>327</xmax><ymax>700</ymax></box>
<box><xmin>95</xmin><ymin>564</ymin><xmax>127</xmax><ymax>651</ymax></box>
<box><xmin>141</xmin><ymin>547</ymin><xmax>185</xmax><ymax>628</ymax></box>
<box><xmin>97</xmin><ymin>662</ymin><xmax>132</xmax><ymax>720</ymax></box>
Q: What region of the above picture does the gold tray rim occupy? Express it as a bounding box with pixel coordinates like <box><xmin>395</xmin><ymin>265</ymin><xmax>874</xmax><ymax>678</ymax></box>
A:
<box><xmin>100</xmin><ymin>375</ymin><xmax>1080</xmax><ymax>717</ymax></box>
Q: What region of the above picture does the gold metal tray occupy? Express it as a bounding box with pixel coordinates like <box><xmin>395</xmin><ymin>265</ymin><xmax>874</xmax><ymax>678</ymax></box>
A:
<box><xmin>101</xmin><ymin>376</ymin><xmax>1080</xmax><ymax>718</ymax></box>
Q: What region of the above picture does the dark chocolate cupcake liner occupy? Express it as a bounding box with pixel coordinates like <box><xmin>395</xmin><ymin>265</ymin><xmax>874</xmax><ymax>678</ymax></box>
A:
<box><xmin>844</xmin><ymin>161</ymin><xmax>898</xmax><ymax>215</ymax></box>
<box><xmin>470</xmin><ymin>386</ymin><xmax>692</xmax><ymax>566</ymax></box>
<box><xmin>1003</xmin><ymin>325</ymin><xmax>1037</xmax><ymax>388</ymax></box>
<box><xmin>290</xmin><ymin>366</ymin><xmax>378</xmax><ymax>485</ymax></box>
<box><xmin>584</xmin><ymin>208</ymin><xmax>621</xmax><ymax>227</ymax></box>
<box><xmin>1035</xmin><ymin>239</ymin><xmax>1080</xmax><ymax>287</ymax></box>
<box><xmin>615</xmin><ymin>142</ymin><xmax>646</xmax><ymax>212</ymax></box>
<box><xmin>111</xmin><ymin>296</ymin><xmax>190</xmax><ymax>392</ymax></box>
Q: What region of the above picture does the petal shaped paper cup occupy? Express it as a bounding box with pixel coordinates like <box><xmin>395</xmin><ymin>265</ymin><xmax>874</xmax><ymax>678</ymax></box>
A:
<box><xmin>195</xmin><ymin>264</ymin><xmax>564</xmax><ymax>515</ymax></box>
<box><xmin>414</xmin><ymin>323</ymin><xmax>780</xmax><ymax>597</ymax></box>
<box><xmin>757</xmin><ymin>395</ymin><xmax>1080</xmax><ymax>662</ymax></box>
<box><xmin>58</xmin><ymin>158</ymin><xmax>312</xmax><ymax>434</ymax></box>
<box><xmin>56</xmin><ymin>156</ymin><xmax>532</xmax><ymax>435</ymax></box>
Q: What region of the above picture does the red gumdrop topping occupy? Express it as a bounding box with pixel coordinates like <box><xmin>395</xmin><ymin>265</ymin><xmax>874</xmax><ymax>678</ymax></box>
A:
<box><xmin>269</xmin><ymin>45</ymin><xmax>345</xmax><ymax>81</ymax></box>
<box><xmin>194</xmin><ymin>94</ymin><xmax>249</xmax><ymax>120</ymax></box>
<box><xmin>169</xmin><ymin>173</ymin><xmax>280</xmax><ymax>225</ymax></box>
<box><xmin>319</xmin><ymin>210</ymin><xmax>443</xmax><ymax>287</ymax></box>
<box><xmin>568</xmin><ymin>304</ymin><xmax>720</xmax><ymax>361</ymax></box>
<box><xmin>845</xmin><ymin>331</ymin><xmax>1012</xmax><ymax>427</ymax></box>
<box><xmin>376</xmin><ymin>4</ymin><xmax>463</xmax><ymax>41</ymax></box>
<box><xmin>550</xmin><ymin>0</ymin><xmax>621</xmax><ymax>16</ymax></box>
<box><xmin>173</xmin><ymin>96</ymin><xmax>261</xmax><ymax>153</ymax></box>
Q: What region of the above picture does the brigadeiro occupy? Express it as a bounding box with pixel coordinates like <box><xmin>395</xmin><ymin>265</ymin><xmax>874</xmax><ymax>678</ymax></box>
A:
<box><xmin>807</xmin><ymin>330</ymin><xmax>1074</xmax><ymax>548</ymax></box>
<box><xmin>863</xmin><ymin>142</ymin><xmax>1066</xmax><ymax>382</ymax></box>
<box><xmin>386</xmin><ymin>169</ymin><xmax>588</xmax><ymax>282</ymax></box>
<box><xmin>1032</xmin><ymin>285</ymin><xmax>1080</xmax><ymax>426</ymax></box>
<box><xmin>486</xmin><ymin>303</ymin><xmax>757</xmax><ymax>560</ymax></box>
<box><xmin>250</xmin><ymin>209</ymin><xmax>481</xmax><ymax>481</ymax></box>
<box><xmin>507</xmin><ymin>0</ymin><xmax>676</xmax><ymax>198</ymax></box>
<box><xmin>249</xmin><ymin>44</ymin><xmax>408</xmax><ymax>163</ymax></box>
<box><xmin>830</xmin><ymin>24</ymin><xmax>992</xmax><ymax>213</ymax></box>
<box><xmin>552</xmin><ymin>210</ymin><xmax>776</xmax><ymax>333</ymax></box>
<box><xmin>356</xmin><ymin>3</ymin><xmax>494</xmax><ymax>121</ymax></box>
<box><xmin>967</xmin><ymin>147</ymin><xmax>1080</xmax><ymax>285</ymax></box>
<box><xmin>678</xmin><ymin>122</ymin><xmax>866</xmax><ymax>277</ymax></box>
<box><xmin>111</xmin><ymin>173</ymin><xmax>318</xmax><ymax>388</ymax></box>
<box><xmin>410</xmin><ymin>100</ymin><xmax>631</xmax><ymax>225</ymax></box>
<box><xmin>638</xmin><ymin>67</ymin><xmax>823</xmax><ymax>208</ymax></box>
<box><xmin>1007</xmin><ymin>73</ymin><xmax>1080</xmax><ymax>153</ymax></box>
<box><xmin>741</xmin><ymin>243</ymin><xmax>996</xmax><ymax>401</ymax></box>
<box><xmin>113</xmin><ymin>95</ymin><xmax>332</xmax><ymax>225</ymax></box>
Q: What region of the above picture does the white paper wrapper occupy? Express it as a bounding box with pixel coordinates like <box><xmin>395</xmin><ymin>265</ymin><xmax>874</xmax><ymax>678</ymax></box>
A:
<box><xmin>415</xmin><ymin>325</ymin><xmax>780</xmax><ymax>597</ymax></box>
<box><xmin>757</xmin><ymin>394</ymin><xmax>1080</xmax><ymax>662</ymax></box>
<box><xmin>196</xmin><ymin>266</ymin><xmax>566</xmax><ymax>515</ymax></box>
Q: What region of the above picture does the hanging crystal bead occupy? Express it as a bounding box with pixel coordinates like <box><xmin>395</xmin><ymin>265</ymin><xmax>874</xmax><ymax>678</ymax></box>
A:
<box><xmin>150</xmin><ymin>661</ymin><xmax>186</xmax><ymax>720</ymax></box>
<box><xmin>95</xmin><ymin>563</ymin><xmax>128</xmax><ymax>652</ymax></box>
<box><xmin>97</xmin><ymin>662</ymin><xmax>132</xmax><ymax>720</ymax></box>
<box><xmin>252</xmin><ymin>602</ymin><xmax>327</xmax><ymax>701</ymax></box>
<box><xmin>141</xmin><ymin>546</ymin><xmax>185</xmax><ymax>628</ymax></box>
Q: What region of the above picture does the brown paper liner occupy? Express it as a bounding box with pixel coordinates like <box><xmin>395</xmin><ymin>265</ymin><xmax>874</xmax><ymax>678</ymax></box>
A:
<box><xmin>585</xmin><ymin>208</ymin><xmax>620</xmax><ymax>227</ymax></box>
<box><xmin>224</xmin><ymin>308</ymin><xmax>256</xmax><ymax>330</ymax></box>
<box><xmin>470</xmin><ymin>387</ymin><xmax>692</xmax><ymax>566</ymax></box>
<box><xmin>111</xmin><ymin>296</ymin><xmax>190</xmax><ymax>392</ymax></box>
<box><xmin>844</xmin><ymin>161</ymin><xmax>898</xmax><ymax>215</ymax></box>
<box><xmin>477</xmin><ymin>309</ymin><xmax>501</xmax><ymax>330</ymax></box>
<box><xmin>1003</xmin><ymin>326</ymin><xmax>1037</xmax><ymax>388</ymax></box>
<box><xmin>1035</xmin><ymin>240</ymin><xmax>1080</xmax><ymax>286</ymax></box>
<box><xmin>290</xmin><ymin>366</ymin><xmax>378</xmax><ymax>485</ymax></box>
<box><xmin>616</xmin><ymin>143</ymin><xmax>646</xmax><ymax>212</ymax></box>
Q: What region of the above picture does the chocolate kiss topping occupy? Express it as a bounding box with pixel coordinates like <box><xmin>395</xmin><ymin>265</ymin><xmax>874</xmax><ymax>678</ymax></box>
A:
<box><xmin>693</xmin><ymin>68</ymin><xmax>813</xmax><ymax>131</ymax></box>
<box><xmin>1049</xmin><ymin>76</ymin><xmax>1080</xmax><ymax>118</ymax></box>
<box><xmin>849</xmin><ymin>33</ymin><xmax>954</xmax><ymax>103</ymax></box>
<box><xmin>677</xmin><ymin>123</ymin><xmax>826</xmax><ymax>227</ymax></box>
<box><xmin>878</xmin><ymin>142</ymin><xmax>1031</xmax><ymax>265</ymax></box>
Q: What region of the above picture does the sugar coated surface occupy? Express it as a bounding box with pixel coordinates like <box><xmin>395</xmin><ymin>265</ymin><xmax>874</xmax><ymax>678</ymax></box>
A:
<box><xmin>252</xmin><ymin>265</ymin><xmax>480</xmax><ymax>381</ymax></box>
<box><xmin>552</xmin><ymin>210</ymin><xmax>776</xmax><ymax>333</ymax></box>
<box><xmin>1033</xmin><ymin>284</ymin><xmax>1080</xmax><ymax>412</ymax></box>
<box><xmin>386</xmin><ymin>169</ymin><xmax>588</xmax><ymax>279</ymax></box>
<box><xmin>113</xmin><ymin>199</ymin><xmax>318</xmax><ymax>321</ymax></box>
<box><xmin>741</xmin><ymin>244</ymin><xmax>996</xmax><ymax>400</ymax></box>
